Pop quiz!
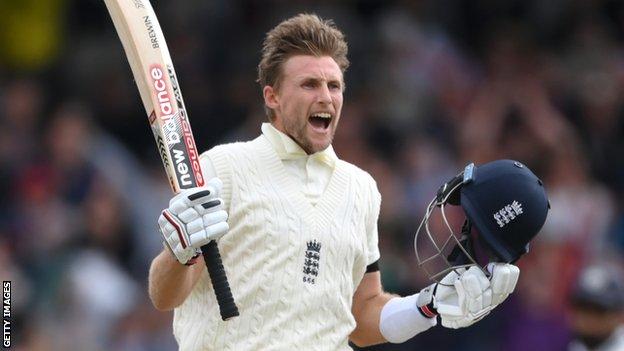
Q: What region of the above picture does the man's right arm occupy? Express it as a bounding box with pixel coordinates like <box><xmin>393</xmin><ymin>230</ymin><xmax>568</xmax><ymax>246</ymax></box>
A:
<box><xmin>148</xmin><ymin>177</ymin><xmax>230</xmax><ymax>311</ymax></box>
<box><xmin>148</xmin><ymin>249</ymin><xmax>204</xmax><ymax>311</ymax></box>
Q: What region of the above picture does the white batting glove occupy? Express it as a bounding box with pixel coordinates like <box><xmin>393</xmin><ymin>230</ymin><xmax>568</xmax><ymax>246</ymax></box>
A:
<box><xmin>158</xmin><ymin>178</ymin><xmax>229</xmax><ymax>265</ymax></box>
<box><xmin>417</xmin><ymin>264</ymin><xmax>521</xmax><ymax>329</ymax></box>
<box><xmin>435</xmin><ymin>266</ymin><xmax>493</xmax><ymax>329</ymax></box>
<box><xmin>487</xmin><ymin>263</ymin><xmax>520</xmax><ymax>306</ymax></box>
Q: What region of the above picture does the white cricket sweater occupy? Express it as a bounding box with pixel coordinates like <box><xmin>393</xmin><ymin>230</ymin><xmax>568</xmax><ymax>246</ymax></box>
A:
<box><xmin>173</xmin><ymin>134</ymin><xmax>381</xmax><ymax>351</ymax></box>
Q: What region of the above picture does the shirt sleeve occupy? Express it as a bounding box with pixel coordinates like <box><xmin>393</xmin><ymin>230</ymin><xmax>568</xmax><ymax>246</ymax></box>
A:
<box><xmin>365</xmin><ymin>177</ymin><xmax>382</xmax><ymax>266</ymax></box>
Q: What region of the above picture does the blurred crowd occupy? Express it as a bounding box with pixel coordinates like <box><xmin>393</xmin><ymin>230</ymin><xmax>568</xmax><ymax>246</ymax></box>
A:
<box><xmin>2</xmin><ymin>0</ymin><xmax>624</xmax><ymax>350</ymax></box>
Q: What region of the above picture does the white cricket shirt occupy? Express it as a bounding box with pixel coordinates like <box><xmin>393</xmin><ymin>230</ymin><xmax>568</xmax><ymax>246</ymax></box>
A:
<box><xmin>173</xmin><ymin>124</ymin><xmax>381</xmax><ymax>350</ymax></box>
<box><xmin>202</xmin><ymin>123</ymin><xmax>337</xmax><ymax>205</ymax></box>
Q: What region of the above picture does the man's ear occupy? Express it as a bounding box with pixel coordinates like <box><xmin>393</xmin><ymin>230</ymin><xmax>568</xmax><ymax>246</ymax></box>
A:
<box><xmin>263</xmin><ymin>85</ymin><xmax>279</xmax><ymax>110</ymax></box>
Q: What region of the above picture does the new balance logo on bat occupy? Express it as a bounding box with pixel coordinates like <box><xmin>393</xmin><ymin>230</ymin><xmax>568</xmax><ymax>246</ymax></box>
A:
<box><xmin>149</xmin><ymin>64</ymin><xmax>203</xmax><ymax>188</ymax></box>
<box><xmin>303</xmin><ymin>240</ymin><xmax>321</xmax><ymax>284</ymax></box>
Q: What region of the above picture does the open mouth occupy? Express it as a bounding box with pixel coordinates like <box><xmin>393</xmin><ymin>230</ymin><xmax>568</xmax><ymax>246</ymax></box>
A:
<box><xmin>309</xmin><ymin>112</ymin><xmax>332</xmax><ymax>130</ymax></box>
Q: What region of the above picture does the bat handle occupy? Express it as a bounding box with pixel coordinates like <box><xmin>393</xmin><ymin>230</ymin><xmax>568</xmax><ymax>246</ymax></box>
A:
<box><xmin>201</xmin><ymin>241</ymin><xmax>239</xmax><ymax>320</ymax></box>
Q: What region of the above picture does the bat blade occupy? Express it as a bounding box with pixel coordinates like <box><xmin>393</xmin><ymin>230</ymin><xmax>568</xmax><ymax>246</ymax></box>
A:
<box><xmin>104</xmin><ymin>0</ymin><xmax>203</xmax><ymax>191</ymax></box>
<box><xmin>103</xmin><ymin>0</ymin><xmax>239</xmax><ymax>321</ymax></box>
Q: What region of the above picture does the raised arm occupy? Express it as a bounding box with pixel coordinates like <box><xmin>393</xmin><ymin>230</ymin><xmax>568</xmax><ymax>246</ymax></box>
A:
<box><xmin>149</xmin><ymin>250</ymin><xmax>205</xmax><ymax>311</ymax></box>
<box><xmin>148</xmin><ymin>178</ymin><xmax>230</xmax><ymax>310</ymax></box>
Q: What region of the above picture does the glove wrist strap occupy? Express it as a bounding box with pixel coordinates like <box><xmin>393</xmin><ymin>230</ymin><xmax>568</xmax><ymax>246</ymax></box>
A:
<box><xmin>418</xmin><ymin>301</ymin><xmax>438</xmax><ymax>319</ymax></box>
<box><xmin>162</xmin><ymin>241</ymin><xmax>200</xmax><ymax>266</ymax></box>
<box><xmin>416</xmin><ymin>283</ymin><xmax>439</xmax><ymax>318</ymax></box>
<box><xmin>184</xmin><ymin>251</ymin><xmax>201</xmax><ymax>266</ymax></box>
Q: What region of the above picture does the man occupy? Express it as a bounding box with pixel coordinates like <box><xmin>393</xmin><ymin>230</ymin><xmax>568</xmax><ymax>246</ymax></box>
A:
<box><xmin>568</xmin><ymin>263</ymin><xmax>624</xmax><ymax>351</ymax></box>
<box><xmin>148</xmin><ymin>14</ymin><xmax>524</xmax><ymax>350</ymax></box>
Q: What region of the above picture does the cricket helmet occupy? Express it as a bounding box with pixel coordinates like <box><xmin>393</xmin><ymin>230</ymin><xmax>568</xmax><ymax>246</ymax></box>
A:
<box><xmin>414</xmin><ymin>159</ymin><xmax>550</xmax><ymax>283</ymax></box>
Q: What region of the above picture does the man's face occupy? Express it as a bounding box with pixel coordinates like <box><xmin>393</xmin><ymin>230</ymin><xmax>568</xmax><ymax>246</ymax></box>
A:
<box><xmin>263</xmin><ymin>55</ymin><xmax>344</xmax><ymax>154</ymax></box>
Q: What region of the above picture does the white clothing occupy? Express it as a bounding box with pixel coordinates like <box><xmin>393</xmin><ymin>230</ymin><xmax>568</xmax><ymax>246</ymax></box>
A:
<box><xmin>172</xmin><ymin>125</ymin><xmax>381</xmax><ymax>351</ymax></box>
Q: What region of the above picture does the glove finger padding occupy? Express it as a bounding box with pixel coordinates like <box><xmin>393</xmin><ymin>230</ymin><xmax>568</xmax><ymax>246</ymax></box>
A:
<box><xmin>169</xmin><ymin>178</ymin><xmax>223</xmax><ymax>213</ymax></box>
<box><xmin>441</xmin><ymin>304</ymin><xmax>494</xmax><ymax>329</ymax></box>
<box><xmin>456</xmin><ymin>266</ymin><xmax>492</xmax><ymax>313</ymax></box>
<box><xmin>189</xmin><ymin>221</ymin><xmax>229</xmax><ymax>247</ymax></box>
<box><xmin>186</xmin><ymin>217</ymin><xmax>205</xmax><ymax>235</ymax></box>
<box><xmin>159</xmin><ymin>209</ymin><xmax>197</xmax><ymax>264</ymax></box>
<box><xmin>434</xmin><ymin>269</ymin><xmax>464</xmax><ymax>316</ymax></box>
<box><xmin>194</xmin><ymin>179</ymin><xmax>224</xmax><ymax>215</ymax></box>
<box><xmin>203</xmin><ymin>210</ymin><xmax>228</xmax><ymax>227</ymax></box>
<box><xmin>200</xmin><ymin>198</ymin><xmax>224</xmax><ymax>215</ymax></box>
<box><xmin>160</xmin><ymin>209</ymin><xmax>190</xmax><ymax>248</ymax></box>
<box><xmin>158</xmin><ymin>178</ymin><xmax>229</xmax><ymax>265</ymax></box>
<box><xmin>487</xmin><ymin>263</ymin><xmax>520</xmax><ymax>305</ymax></box>
<box><xmin>436</xmin><ymin>266</ymin><xmax>495</xmax><ymax>329</ymax></box>
<box><xmin>186</xmin><ymin>178</ymin><xmax>222</xmax><ymax>206</ymax></box>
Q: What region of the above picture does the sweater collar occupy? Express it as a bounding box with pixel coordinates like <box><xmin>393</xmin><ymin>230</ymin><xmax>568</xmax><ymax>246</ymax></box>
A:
<box><xmin>261</xmin><ymin>123</ymin><xmax>337</xmax><ymax>168</ymax></box>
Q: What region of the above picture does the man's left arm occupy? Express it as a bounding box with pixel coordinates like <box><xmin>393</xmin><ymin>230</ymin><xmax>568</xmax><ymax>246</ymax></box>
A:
<box><xmin>350</xmin><ymin>264</ymin><xmax>521</xmax><ymax>347</ymax></box>
<box><xmin>350</xmin><ymin>177</ymin><xmax>438</xmax><ymax>347</ymax></box>
<box><xmin>349</xmin><ymin>271</ymin><xmax>394</xmax><ymax>347</ymax></box>
<box><xmin>350</xmin><ymin>270</ymin><xmax>441</xmax><ymax>347</ymax></box>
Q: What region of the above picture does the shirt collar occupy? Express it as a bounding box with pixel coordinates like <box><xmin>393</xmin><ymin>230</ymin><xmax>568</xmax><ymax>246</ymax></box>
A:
<box><xmin>261</xmin><ymin>123</ymin><xmax>337</xmax><ymax>168</ymax></box>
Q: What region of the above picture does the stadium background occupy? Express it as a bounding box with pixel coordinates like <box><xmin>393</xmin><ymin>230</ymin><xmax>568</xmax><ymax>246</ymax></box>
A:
<box><xmin>1</xmin><ymin>0</ymin><xmax>624</xmax><ymax>350</ymax></box>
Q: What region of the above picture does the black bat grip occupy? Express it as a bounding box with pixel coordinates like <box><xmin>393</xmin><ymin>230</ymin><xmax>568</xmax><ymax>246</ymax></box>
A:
<box><xmin>201</xmin><ymin>240</ymin><xmax>239</xmax><ymax>320</ymax></box>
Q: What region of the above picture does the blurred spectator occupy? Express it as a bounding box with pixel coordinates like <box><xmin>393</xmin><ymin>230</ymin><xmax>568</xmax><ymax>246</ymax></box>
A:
<box><xmin>567</xmin><ymin>262</ymin><xmax>624</xmax><ymax>351</ymax></box>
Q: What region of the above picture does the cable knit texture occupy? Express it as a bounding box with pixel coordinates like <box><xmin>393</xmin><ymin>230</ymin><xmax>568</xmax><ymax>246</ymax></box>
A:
<box><xmin>173</xmin><ymin>135</ymin><xmax>381</xmax><ymax>350</ymax></box>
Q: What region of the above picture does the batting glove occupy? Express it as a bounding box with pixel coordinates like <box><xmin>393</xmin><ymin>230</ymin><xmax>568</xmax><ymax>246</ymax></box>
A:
<box><xmin>487</xmin><ymin>263</ymin><xmax>520</xmax><ymax>306</ymax></box>
<box><xmin>416</xmin><ymin>264</ymin><xmax>519</xmax><ymax>329</ymax></box>
<box><xmin>158</xmin><ymin>178</ymin><xmax>229</xmax><ymax>265</ymax></box>
<box><xmin>436</xmin><ymin>266</ymin><xmax>493</xmax><ymax>329</ymax></box>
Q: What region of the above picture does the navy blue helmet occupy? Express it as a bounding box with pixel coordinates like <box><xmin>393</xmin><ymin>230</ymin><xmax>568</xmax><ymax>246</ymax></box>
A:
<box><xmin>415</xmin><ymin>159</ymin><xmax>550</xmax><ymax>282</ymax></box>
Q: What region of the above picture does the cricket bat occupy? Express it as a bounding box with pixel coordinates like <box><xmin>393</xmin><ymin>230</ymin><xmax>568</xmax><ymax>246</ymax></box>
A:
<box><xmin>103</xmin><ymin>0</ymin><xmax>239</xmax><ymax>320</ymax></box>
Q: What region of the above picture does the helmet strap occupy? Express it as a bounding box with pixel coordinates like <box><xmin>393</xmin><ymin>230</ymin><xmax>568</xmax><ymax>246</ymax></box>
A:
<box><xmin>435</xmin><ymin>173</ymin><xmax>464</xmax><ymax>206</ymax></box>
<box><xmin>446</xmin><ymin>219</ymin><xmax>475</xmax><ymax>265</ymax></box>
